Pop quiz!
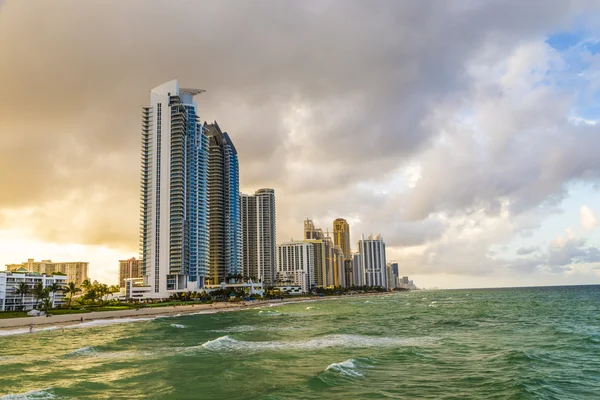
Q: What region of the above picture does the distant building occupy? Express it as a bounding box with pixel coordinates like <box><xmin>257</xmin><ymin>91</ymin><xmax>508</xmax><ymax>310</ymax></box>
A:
<box><xmin>277</xmin><ymin>241</ymin><xmax>315</xmax><ymax>293</ymax></box>
<box><xmin>0</xmin><ymin>271</ymin><xmax>67</xmax><ymax>311</ymax></box>
<box><xmin>333</xmin><ymin>218</ymin><xmax>351</xmax><ymax>261</ymax></box>
<box><xmin>358</xmin><ymin>234</ymin><xmax>387</xmax><ymax>288</ymax></box>
<box><xmin>241</xmin><ymin>188</ymin><xmax>276</xmax><ymax>285</ymax></box>
<box><xmin>304</xmin><ymin>218</ymin><xmax>324</xmax><ymax>240</ymax></box>
<box><xmin>305</xmin><ymin>239</ymin><xmax>327</xmax><ymax>288</ymax></box>
<box><xmin>6</xmin><ymin>259</ymin><xmax>88</xmax><ymax>286</ymax></box>
<box><xmin>385</xmin><ymin>264</ymin><xmax>395</xmax><ymax>289</ymax></box>
<box><xmin>344</xmin><ymin>259</ymin><xmax>354</xmax><ymax>287</ymax></box>
<box><xmin>119</xmin><ymin>258</ymin><xmax>141</xmax><ymax>288</ymax></box>
<box><xmin>353</xmin><ymin>253</ymin><xmax>363</xmax><ymax>286</ymax></box>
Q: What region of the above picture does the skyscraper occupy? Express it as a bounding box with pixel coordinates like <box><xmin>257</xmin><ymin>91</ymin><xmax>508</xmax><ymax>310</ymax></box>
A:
<box><xmin>358</xmin><ymin>234</ymin><xmax>387</xmax><ymax>288</ymax></box>
<box><xmin>140</xmin><ymin>80</ymin><xmax>209</xmax><ymax>296</ymax></box>
<box><xmin>241</xmin><ymin>188</ymin><xmax>277</xmax><ymax>285</ymax></box>
<box><xmin>333</xmin><ymin>218</ymin><xmax>351</xmax><ymax>261</ymax></box>
<box><xmin>205</xmin><ymin>122</ymin><xmax>242</xmax><ymax>285</ymax></box>
<box><xmin>240</xmin><ymin>194</ymin><xmax>258</xmax><ymax>280</ymax></box>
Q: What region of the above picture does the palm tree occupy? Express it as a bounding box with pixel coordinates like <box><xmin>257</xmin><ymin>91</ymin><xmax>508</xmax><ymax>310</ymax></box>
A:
<box><xmin>81</xmin><ymin>279</ymin><xmax>92</xmax><ymax>293</ymax></box>
<box><xmin>62</xmin><ymin>282</ymin><xmax>81</xmax><ymax>309</ymax></box>
<box><xmin>32</xmin><ymin>282</ymin><xmax>46</xmax><ymax>310</ymax></box>
<box><xmin>41</xmin><ymin>297</ymin><xmax>52</xmax><ymax>313</ymax></box>
<box><xmin>46</xmin><ymin>282</ymin><xmax>62</xmax><ymax>308</ymax></box>
<box><xmin>14</xmin><ymin>281</ymin><xmax>30</xmax><ymax>311</ymax></box>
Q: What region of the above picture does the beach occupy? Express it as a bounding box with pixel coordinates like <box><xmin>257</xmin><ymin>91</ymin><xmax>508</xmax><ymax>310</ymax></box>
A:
<box><xmin>0</xmin><ymin>297</ymin><xmax>318</xmax><ymax>332</ymax></box>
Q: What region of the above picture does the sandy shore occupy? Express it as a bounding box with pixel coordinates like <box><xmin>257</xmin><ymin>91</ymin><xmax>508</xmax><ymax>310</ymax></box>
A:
<box><xmin>0</xmin><ymin>297</ymin><xmax>317</xmax><ymax>332</ymax></box>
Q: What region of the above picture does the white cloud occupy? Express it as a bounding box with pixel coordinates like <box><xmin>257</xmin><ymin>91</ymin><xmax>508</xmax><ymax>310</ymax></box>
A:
<box><xmin>580</xmin><ymin>205</ymin><xmax>598</xmax><ymax>230</ymax></box>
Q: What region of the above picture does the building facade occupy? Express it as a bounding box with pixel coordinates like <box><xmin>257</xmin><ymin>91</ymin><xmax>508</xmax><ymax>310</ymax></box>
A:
<box><xmin>205</xmin><ymin>121</ymin><xmax>242</xmax><ymax>285</ymax></box>
<box><xmin>277</xmin><ymin>241</ymin><xmax>315</xmax><ymax>293</ymax></box>
<box><xmin>0</xmin><ymin>271</ymin><xmax>66</xmax><ymax>311</ymax></box>
<box><xmin>140</xmin><ymin>80</ymin><xmax>246</xmax><ymax>297</ymax></box>
<box><xmin>119</xmin><ymin>258</ymin><xmax>142</xmax><ymax>288</ymax></box>
<box><xmin>358</xmin><ymin>234</ymin><xmax>387</xmax><ymax>288</ymax></box>
<box><xmin>241</xmin><ymin>189</ymin><xmax>277</xmax><ymax>285</ymax></box>
<box><xmin>352</xmin><ymin>253</ymin><xmax>363</xmax><ymax>286</ymax></box>
<box><xmin>333</xmin><ymin>218</ymin><xmax>351</xmax><ymax>261</ymax></box>
<box><xmin>240</xmin><ymin>194</ymin><xmax>258</xmax><ymax>280</ymax></box>
<box><xmin>6</xmin><ymin>259</ymin><xmax>88</xmax><ymax>286</ymax></box>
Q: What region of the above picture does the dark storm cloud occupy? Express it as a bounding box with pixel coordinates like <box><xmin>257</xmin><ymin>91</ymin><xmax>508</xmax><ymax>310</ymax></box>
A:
<box><xmin>0</xmin><ymin>0</ymin><xmax>599</xmax><ymax>270</ymax></box>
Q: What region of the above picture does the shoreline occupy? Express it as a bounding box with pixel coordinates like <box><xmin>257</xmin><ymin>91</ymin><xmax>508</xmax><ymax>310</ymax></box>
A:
<box><xmin>0</xmin><ymin>292</ymin><xmax>392</xmax><ymax>333</ymax></box>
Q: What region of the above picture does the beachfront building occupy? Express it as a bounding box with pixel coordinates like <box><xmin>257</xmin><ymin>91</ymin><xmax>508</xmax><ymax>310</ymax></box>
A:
<box><xmin>241</xmin><ymin>188</ymin><xmax>276</xmax><ymax>285</ymax></box>
<box><xmin>358</xmin><ymin>234</ymin><xmax>388</xmax><ymax>288</ymax></box>
<box><xmin>277</xmin><ymin>241</ymin><xmax>316</xmax><ymax>293</ymax></box>
<box><xmin>0</xmin><ymin>271</ymin><xmax>66</xmax><ymax>311</ymax></box>
<box><xmin>205</xmin><ymin>121</ymin><xmax>242</xmax><ymax>285</ymax></box>
<box><xmin>6</xmin><ymin>259</ymin><xmax>88</xmax><ymax>286</ymax></box>
<box><xmin>119</xmin><ymin>258</ymin><xmax>142</xmax><ymax>288</ymax></box>
<box><xmin>140</xmin><ymin>80</ymin><xmax>243</xmax><ymax>298</ymax></box>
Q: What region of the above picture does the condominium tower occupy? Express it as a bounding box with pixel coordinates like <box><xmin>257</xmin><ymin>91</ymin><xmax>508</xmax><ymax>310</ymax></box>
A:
<box><xmin>333</xmin><ymin>218</ymin><xmax>351</xmax><ymax>260</ymax></box>
<box><xmin>277</xmin><ymin>241</ymin><xmax>315</xmax><ymax>293</ymax></box>
<box><xmin>358</xmin><ymin>234</ymin><xmax>388</xmax><ymax>287</ymax></box>
<box><xmin>205</xmin><ymin>122</ymin><xmax>242</xmax><ymax>285</ymax></box>
<box><xmin>119</xmin><ymin>258</ymin><xmax>142</xmax><ymax>288</ymax></box>
<box><xmin>6</xmin><ymin>259</ymin><xmax>88</xmax><ymax>286</ymax></box>
<box><xmin>241</xmin><ymin>188</ymin><xmax>277</xmax><ymax>285</ymax></box>
<box><xmin>140</xmin><ymin>80</ymin><xmax>241</xmax><ymax>297</ymax></box>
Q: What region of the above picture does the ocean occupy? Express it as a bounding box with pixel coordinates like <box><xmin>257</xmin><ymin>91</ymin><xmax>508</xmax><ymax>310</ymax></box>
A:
<box><xmin>1</xmin><ymin>286</ymin><xmax>599</xmax><ymax>399</ymax></box>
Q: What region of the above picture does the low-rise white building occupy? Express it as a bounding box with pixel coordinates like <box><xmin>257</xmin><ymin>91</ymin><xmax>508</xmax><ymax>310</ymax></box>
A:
<box><xmin>0</xmin><ymin>271</ymin><xmax>67</xmax><ymax>311</ymax></box>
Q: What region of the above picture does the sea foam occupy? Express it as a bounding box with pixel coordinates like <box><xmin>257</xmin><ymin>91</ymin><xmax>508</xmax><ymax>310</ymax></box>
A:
<box><xmin>199</xmin><ymin>334</ymin><xmax>431</xmax><ymax>352</ymax></box>
<box><xmin>0</xmin><ymin>388</ymin><xmax>56</xmax><ymax>400</ymax></box>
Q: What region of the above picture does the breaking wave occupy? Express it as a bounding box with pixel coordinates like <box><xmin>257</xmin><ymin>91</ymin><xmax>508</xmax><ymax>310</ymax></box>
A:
<box><xmin>199</xmin><ymin>334</ymin><xmax>432</xmax><ymax>352</ymax></box>
<box><xmin>0</xmin><ymin>388</ymin><xmax>57</xmax><ymax>399</ymax></box>
<box><xmin>325</xmin><ymin>359</ymin><xmax>364</xmax><ymax>377</ymax></box>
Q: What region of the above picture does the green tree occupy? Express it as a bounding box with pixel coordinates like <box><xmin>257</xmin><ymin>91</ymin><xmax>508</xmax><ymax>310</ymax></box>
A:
<box><xmin>46</xmin><ymin>282</ymin><xmax>62</xmax><ymax>308</ymax></box>
<box><xmin>32</xmin><ymin>282</ymin><xmax>47</xmax><ymax>310</ymax></box>
<box><xmin>81</xmin><ymin>279</ymin><xmax>92</xmax><ymax>293</ymax></box>
<box><xmin>62</xmin><ymin>282</ymin><xmax>81</xmax><ymax>308</ymax></box>
<box><xmin>41</xmin><ymin>297</ymin><xmax>52</xmax><ymax>312</ymax></box>
<box><xmin>14</xmin><ymin>281</ymin><xmax>30</xmax><ymax>311</ymax></box>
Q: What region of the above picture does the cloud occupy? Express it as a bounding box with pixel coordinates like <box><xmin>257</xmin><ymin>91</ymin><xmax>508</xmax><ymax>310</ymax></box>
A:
<box><xmin>0</xmin><ymin>0</ymin><xmax>600</xmax><ymax>284</ymax></box>
<box><xmin>516</xmin><ymin>246</ymin><xmax>539</xmax><ymax>255</ymax></box>
<box><xmin>580</xmin><ymin>205</ymin><xmax>598</xmax><ymax>230</ymax></box>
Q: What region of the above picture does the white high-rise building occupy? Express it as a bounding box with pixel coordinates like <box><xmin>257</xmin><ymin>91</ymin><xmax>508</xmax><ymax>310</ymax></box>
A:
<box><xmin>353</xmin><ymin>253</ymin><xmax>363</xmax><ymax>286</ymax></box>
<box><xmin>241</xmin><ymin>188</ymin><xmax>276</xmax><ymax>285</ymax></box>
<box><xmin>140</xmin><ymin>80</ymin><xmax>209</xmax><ymax>298</ymax></box>
<box><xmin>358</xmin><ymin>234</ymin><xmax>387</xmax><ymax>288</ymax></box>
<box><xmin>277</xmin><ymin>241</ymin><xmax>315</xmax><ymax>293</ymax></box>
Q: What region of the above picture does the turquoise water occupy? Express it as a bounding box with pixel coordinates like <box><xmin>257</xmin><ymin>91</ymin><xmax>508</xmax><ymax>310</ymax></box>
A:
<box><xmin>1</xmin><ymin>286</ymin><xmax>599</xmax><ymax>399</ymax></box>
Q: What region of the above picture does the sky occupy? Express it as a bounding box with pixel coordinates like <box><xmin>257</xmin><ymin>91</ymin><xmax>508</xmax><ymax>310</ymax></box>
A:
<box><xmin>0</xmin><ymin>0</ymin><xmax>599</xmax><ymax>289</ymax></box>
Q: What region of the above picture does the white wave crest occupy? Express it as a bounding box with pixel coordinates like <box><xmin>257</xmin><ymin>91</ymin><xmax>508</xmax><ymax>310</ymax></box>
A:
<box><xmin>200</xmin><ymin>334</ymin><xmax>430</xmax><ymax>352</ymax></box>
<box><xmin>0</xmin><ymin>388</ymin><xmax>56</xmax><ymax>399</ymax></box>
<box><xmin>0</xmin><ymin>326</ymin><xmax>58</xmax><ymax>337</ymax></box>
<box><xmin>258</xmin><ymin>310</ymin><xmax>281</xmax><ymax>316</ymax></box>
<box><xmin>306</xmin><ymin>306</ymin><xmax>314</xmax><ymax>310</ymax></box>
<box><xmin>325</xmin><ymin>359</ymin><xmax>363</xmax><ymax>377</ymax></box>
<box><xmin>170</xmin><ymin>324</ymin><xmax>186</xmax><ymax>329</ymax></box>
<box><xmin>65</xmin><ymin>346</ymin><xmax>98</xmax><ymax>357</ymax></box>
<box><xmin>66</xmin><ymin>317</ymin><xmax>154</xmax><ymax>328</ymax></box>
<box><xmin>210</xmin><ymin>325</ymin><xmax>257</xmax><ymax>333</ymax></box>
